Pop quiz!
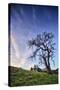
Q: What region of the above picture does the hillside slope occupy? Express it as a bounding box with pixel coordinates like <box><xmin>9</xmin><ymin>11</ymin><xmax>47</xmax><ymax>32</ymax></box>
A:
<box><xmin>8</xmin><ymin>66</ymin><xmax>58</xmax><ymax>87</ymax></box>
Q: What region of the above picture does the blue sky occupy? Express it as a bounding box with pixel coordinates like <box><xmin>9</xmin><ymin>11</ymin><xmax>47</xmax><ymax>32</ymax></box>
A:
<box><xmin>9</xmin><ymin>4</ymin><xmax>58</xmax><ymax>70</ymax></box>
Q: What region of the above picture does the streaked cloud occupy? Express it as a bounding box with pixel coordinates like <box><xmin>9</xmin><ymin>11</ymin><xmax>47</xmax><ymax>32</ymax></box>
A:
<box><xmin>10</xmin><ymin>32</ymin><xmax>34</xmax><ymax>69</ymax></box>
<box><xmin>20</xmin><ymin>8</ymin><xmax>24</xmax><ymax>16</ymax></box>
<box><xmin>11</xmin><ymin>33</ymin><xmax>20</xmax><ymax>59</ymax></box>
<box><xmin>32</xmin><ymin>7</ymin><xmax>36</xmax><ymax>21</ymax></box>
<box><xmin>10</xmin><ymin>32</ymin><xmax>26</xmax><ymax>67</ymax></box>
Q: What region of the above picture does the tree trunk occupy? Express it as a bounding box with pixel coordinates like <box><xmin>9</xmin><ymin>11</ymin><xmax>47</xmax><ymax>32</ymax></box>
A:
<box><xmin>46</xmin><ymin>65</ymin><xmax>52</xmax><ymax>74</ymax></box>
<box><xmin>44</xmin><ymin>57</ymin><xmax>52</xmax><ymax>74</ymax></box>
<box><xmin>47</xmin><ymin>51</ymin><xmax>52</xmax><ymax>74</ymax></box>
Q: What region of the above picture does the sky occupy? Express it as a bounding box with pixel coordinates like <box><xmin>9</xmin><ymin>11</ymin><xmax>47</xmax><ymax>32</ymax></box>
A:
<box><xmin>9</xmin><ymin>4</ymin><xmax>58</xmax><ymax>70</ymax></box>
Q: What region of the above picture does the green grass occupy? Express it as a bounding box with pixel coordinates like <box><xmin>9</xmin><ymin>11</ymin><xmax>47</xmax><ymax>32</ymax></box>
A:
<box><xmin>8</xmin><ymin>66</ymin><xmax>58</xmax><ymax>87</ymax></box>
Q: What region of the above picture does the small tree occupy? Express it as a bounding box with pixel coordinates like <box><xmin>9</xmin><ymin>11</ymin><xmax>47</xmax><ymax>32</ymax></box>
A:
<box><xmin>28</xmin><ymin>32</ymin><xmax>55</xmax><ymax>74</ymax></box>
<box><xmin>34</xmin><ymin>65</ymin><xmax>38</xmax><ymax>71</ymax></box>
<box><xmin>31</xmin><ymin>67</ymin><xmax>33</xmax><ymax>71</ymax></box>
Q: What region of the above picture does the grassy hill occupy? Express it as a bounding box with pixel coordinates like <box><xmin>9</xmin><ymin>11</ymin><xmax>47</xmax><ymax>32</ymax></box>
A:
<box><xmin>8</xmin><ymin>66</ymin><xmax>58</xmax><ymax>87</ymax></box>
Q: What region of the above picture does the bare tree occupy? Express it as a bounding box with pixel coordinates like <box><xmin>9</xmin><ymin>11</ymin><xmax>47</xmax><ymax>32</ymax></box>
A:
<box><xmin>28</xmin><ymin>32</ymin><xmax>55</xmax><ymax>74</ymax></box>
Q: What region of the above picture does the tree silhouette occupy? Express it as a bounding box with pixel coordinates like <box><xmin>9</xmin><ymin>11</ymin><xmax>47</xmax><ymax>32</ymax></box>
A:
<box><xmin>34</xmin><ymin>65</ymin><xmax>38</xmax><ymax>71</ymax></box>
<box><xmin>28</xmin><ymin>32</ymin><xmax>55</xmax><ymax>74</ymax></box>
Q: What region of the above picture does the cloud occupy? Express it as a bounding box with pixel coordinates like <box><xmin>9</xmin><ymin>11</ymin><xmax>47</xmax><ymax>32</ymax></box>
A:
<box><xmin>32</xmin><ymin>7</ymin><xmax>36</xmax><ymax>21</ymax></box>
<box><xmin>20</xmin><ymin>8</ymin><xmax>24</xmax><ymax>16</ymax></box>
<box><xmin>10</xmin><ymin>32</ymin><xmax>34</xmax><ymax>69</ymax></box>
<box><xmin>10</xmin><ymin>32</ymin><xmax>26</xmax><ymax>67</ymax></box>
<box><xmin>11</xmin><ymin>33</ymin><xmax>20</xmax><ymax>59</ymax></box>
